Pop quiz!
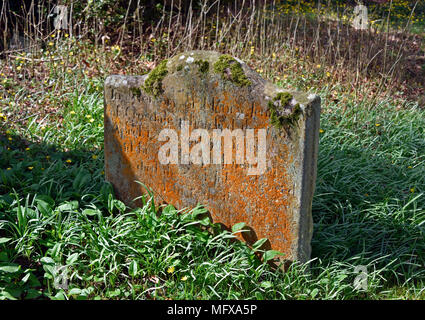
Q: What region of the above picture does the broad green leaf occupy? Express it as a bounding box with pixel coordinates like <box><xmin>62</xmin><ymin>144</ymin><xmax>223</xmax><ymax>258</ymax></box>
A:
<box><xmin>0</xmin><ymin>252</ymin><xmax>8</xmax><ymax>262</ymax></box>
<box><xmin>40</xmin><ymin>257</ymin><xmax>55</xmax><ymax>265</ymax></box>
<box><xmin>231</xmin><ymin>222</ymin><xmax>246</xmax><ymax>233</ymax></box>
<box><xmin>0</xmin><ymin>237</ymin><xmax>12</xmax><ymax>244</ymax></box>
<box><xmin>199</xmin><ymin>216</ymin><xmax>211</xmax><ymax>226</ymax></box>
<box><xmin>0</xmin><ymin>290</ymin><xmax>17</xmax><ymax>300</ymax></box>
<box><xmin>310</xmin><ymin>288</ymin><xmax>319</xmax><ymax>298</ymax></box>
<box><xmin>21</xmin><ymin>272</ymin><xmax>31</xmax><ymax>284</ymax></box>
<box><xmin>263</xmin><ymin>250</ymin><xmax>284</xmax><ymax>261</ymax></box>
<box><xmin>252</xmin><ymin>238</ymin><xmax>268</xmax><ymax>250</ymax></box>
<box><xmin>82</xmin><ymin>208</ymin><xmax>100</xmax><ymax>216</ymax></box>
<box><xmin>35</xmin><ymin>199</ymin><xmax>52</xmax><ymax>216</ymax></box>
<box><xmin>57</xmin><ymin>201</ymin><xmax>79</xmax><ymax>212</ymax></box>
<box><xmin>52</xmin><ymin>291</ymin><xmax>66</xmax><ymax>300</ymax></box>
<box><xmin>73</xmin><ymin>170</ymin><xmax>91</xmax><ymax>191</ymax></box>
<box><xmin>0</xmin><ymin>263</ymin><xmax>21</xmax><ymax>273</ymax></box>
<box><xmin>113</xmin><ymin>199</ymin><xmax>126</xmax><ymax>212</ymax></box>
<box><xmin>129</xmin><ymin>260</ymin><xmax>138</xmax><ymax>277</ymax></box>
<box><xmin>66</xmin><ymin>253</ymin><xmax>79</xmax><ymax>265</ymax></box>
<box><xmin>25</xmin><ymin>289</ymin><xmax>41</xmax><ymax>299</ymax></box>
<box><xmin>69</xmin><ymin>288</ymin><xmax>82</xmax><ymax>296</ymax></box>
<box><xmin>260</xmin><ymin>281</ymin><xmax>273</xmax><ymax>289</ymax></box>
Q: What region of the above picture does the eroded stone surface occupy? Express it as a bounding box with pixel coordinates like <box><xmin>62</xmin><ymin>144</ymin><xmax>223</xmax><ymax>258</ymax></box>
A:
<box><xmin>104</xmin><ymin>50</ymin><xmax>321</xmax><ymax>263</ymax></box>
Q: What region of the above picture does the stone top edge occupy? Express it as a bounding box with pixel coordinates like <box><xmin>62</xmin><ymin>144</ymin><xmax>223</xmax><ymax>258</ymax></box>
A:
<box><xmin>105</xmin><ymin>74</ymin><xmax>147</xmax><ymax>88</ymax></box>
<box><xmin>104</xmin><ymin>51</ymin><xmax>321</xmax><ymax>110</ymax></box>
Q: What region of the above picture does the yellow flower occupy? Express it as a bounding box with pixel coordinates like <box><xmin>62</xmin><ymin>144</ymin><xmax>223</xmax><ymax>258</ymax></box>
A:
<box><xmin>25</xmin><ymin>147</ymin><xmax>30</xmax><ymax>151</ymax></box>
<box><xmin>181</xmin><ymin>276</ymin><xmax>188</xmax><ymax>281</ymax></box>
<box><xmin>167</xmin><ymin>266</ymin><xmax>175</xmax><ymax>274</ymax></box>
<box><xmin>319</xmin><ymin>129</ymin><xmax>324</xmax><ymax>133</ymax></box>
<box><xmin>8</xmin><ymin>137</ymin><xmax>12</xmax><ymax>141</ymax></box>
<box><xmin>69</xmin><ymin>51</ymin><xmax>73</xmax><ymax>56</ymax></box>
<box><xmin>272</xmin><ymin>53</ymin><xmax>276</xmax><ymax>59</ymax></box>
<box><xmin>408</xmin><ymin>166</ymin><xmax>413</xmax><ymax>169</ymax></box>
<box><xmin>410</xmin><ymin>188</ymin><xmax>415</xmax><ymax>193</ymax></box>
<box><xmin>316</xmin><ymin>64</ymin><xmax>321</xmax><ymax>68</ymax></box>
<box><xmin>48</xmin><ymin>42</ymin><xmax>54</xmax><ymax>46</ymax></box>
<box><xmin>46</xmin><ymin>155</ymin><xmax>50</xmax><ymax>159</ymax></box>
<box><xmin>89</xmin><ymin>118</ymin><xmax>94</xmax><ymax>123</ymax></box>
<box><xmin>66</xmin><ymin>159</ymin><xmax>72</xmax><ymax>163</ymax></box>
<box><xmin>28</xmin><ymin>166</ymin><xmax>33</xmax><ymax>170</ymax></box>
<box><xmin>375</xmin><ymin>123</ymin><xmax>381</xmax><ymax>127</ymax></box>
<box><xmin>6</xmin><ymin>167</ymin><xmax>11</xmax><ymax>170</ymax></box>
<box><xmin>65</xmin><ymin>33</ymin><xmax>69</xmax><ymax>38</ymax></box>
<box><xmin>92</xmin><ymin>155</ymin><xmax>98</xmax><ymax>160</ymax></box>
<box><xmin>86</xmin><ymin>115</ymin><xmax>92</xmax><ymax>118</ymax></box>
<box><xmin>70</xmin><ymin>111</ymin><xmax>76</xmax><ymax>115</ymax></box>
<box><xmin>101</xmin><ymin>171</ymin><xmax>104</xmax><ymax>175</ymax></box>
<box><xmin>17</xmin><ymin>66</ymin><xmax>22</xmax><ymax>71</ymax></box>
<box><xmin>326</xmin><ymin>72</ymin><xmax>331</xmax><ymax>77</ymax></box>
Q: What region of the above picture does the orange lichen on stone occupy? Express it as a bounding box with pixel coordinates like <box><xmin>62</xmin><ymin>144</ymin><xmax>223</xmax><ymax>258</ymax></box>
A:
<box><xmin>104</xmin><ymin>51</ymin><xmax>321</xmax><ymax>263</ymax></box>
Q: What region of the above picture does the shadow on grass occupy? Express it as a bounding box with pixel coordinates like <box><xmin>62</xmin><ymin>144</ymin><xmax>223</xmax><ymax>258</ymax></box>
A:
<box><xmin>312</xmin><ymin>139</ymin><xmax>425</xmax><ymax>283</ymax></box>
<box><xmin>0</xmin><ymin>130</ymin><xmax>107</xmax><ymax>207</ymax></box>
<box><xmin>2</xmin><ymin>122</ymin><xmax>424</xmax><ymax>285</ymax></box>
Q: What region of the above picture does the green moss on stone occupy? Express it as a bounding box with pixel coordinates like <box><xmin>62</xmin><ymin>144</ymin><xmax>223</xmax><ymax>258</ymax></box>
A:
<box><xmin>194</xmin><ymin>59</ymin><xmax>209</xmax><ymax>74</ymax></box>
<box><xmin>268</xmin><ymin>92</ymin><xmax>301</xmax><ymax>128</ymax></box>
<box><xmin>131</xmin><ymin>87</ymin><xmax>142</xmax><ymax>97</ymax></box>
<box><xmin>143</xmin><ymin>59</ymin><xmax>168</xmax><ymax>98</ymax></box>
<box><xmin>213</xmin><ymin>54</ymin><xmax>251</xmax><ymax>87</ymax></box>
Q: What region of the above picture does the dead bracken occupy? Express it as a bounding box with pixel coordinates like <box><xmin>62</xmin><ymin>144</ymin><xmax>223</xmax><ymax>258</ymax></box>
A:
<box><xmin>143</xmin><ymin>59</ymin><xmax>168</xmax><ymax>98</ymax></box>
<box><xmin>268</xmin><ymin>92</ymin><xmax>301</xmax><ymax>128</ymax></box>
<box><xmin>213</xmin><ymin>54</ymin><xmax>251</xmax><ymax>87</ymax></box>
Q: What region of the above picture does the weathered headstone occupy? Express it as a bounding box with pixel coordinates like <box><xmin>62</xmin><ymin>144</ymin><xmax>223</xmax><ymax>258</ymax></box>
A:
<box><xmin>104</xmin><ymin>51</ymin><xmax>320</xmax><ymax>263</ymax></box>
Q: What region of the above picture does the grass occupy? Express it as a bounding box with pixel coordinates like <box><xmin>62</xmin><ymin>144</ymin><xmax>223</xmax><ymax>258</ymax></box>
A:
<box><xmin>1</xmin><ymin>1</ymin><xmax>425</xmax><ymax>300</ymax></box>
<box><xmin>1</xmin><ymin>65</ymin><xmax>425</xmax><ymax>299</ymax></box>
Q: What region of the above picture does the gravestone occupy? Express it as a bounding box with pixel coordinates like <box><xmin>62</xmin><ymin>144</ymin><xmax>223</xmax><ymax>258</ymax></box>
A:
<box><xmin>104</xmin><ymin>51</ymin><xmax>320</xmax><ymax>263</ymax></box>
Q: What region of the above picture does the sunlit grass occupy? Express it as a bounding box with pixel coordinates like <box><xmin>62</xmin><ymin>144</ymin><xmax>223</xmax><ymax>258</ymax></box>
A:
<box><xmin>1</xmin><ymin>0</ymin><xmax>425</xmax><ymax>300</ymax></box>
